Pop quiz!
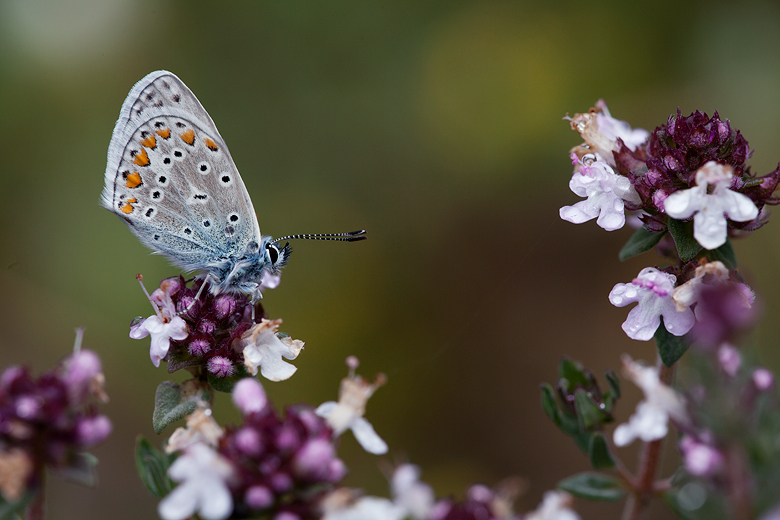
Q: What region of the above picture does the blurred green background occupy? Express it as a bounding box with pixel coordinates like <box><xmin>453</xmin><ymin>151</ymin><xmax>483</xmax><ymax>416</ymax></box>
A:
<box><xmin>3</xmin><ymin>1</ymin><xmax>780</xmax><ymax>518</ymax></box>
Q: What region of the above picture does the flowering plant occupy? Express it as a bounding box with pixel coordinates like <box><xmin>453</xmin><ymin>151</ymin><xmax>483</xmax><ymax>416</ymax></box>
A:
<box><xmin>549</xmin><ymin>101</ymin><xmax>780</xmax><ymax>519</ymax></box>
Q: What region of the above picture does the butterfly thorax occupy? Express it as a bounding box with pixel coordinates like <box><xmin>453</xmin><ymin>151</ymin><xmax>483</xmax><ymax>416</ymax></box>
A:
<box><xmin>203</xmin><ymin>236</ymin><xmax>290</xmax><ymax>303</ymax></box>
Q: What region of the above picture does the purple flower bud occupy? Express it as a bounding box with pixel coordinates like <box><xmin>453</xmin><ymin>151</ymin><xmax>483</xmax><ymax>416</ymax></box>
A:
<box><xmin>275</xmin><ymin>425</ymin><xmax>299</xmax><ymax>452</ymax></box>
<box><xmin>466</xmin><ymin>484</ymin><xmax>494</xmax><ymax>503</ymax></box>
<box><xmin>188</xmin><ymin>336</ymin><xmax>212</xmax><ymax>357</ymax></box>
<box><xmin>76</xmin><ymin>415</ymin><xmax>113</xmax><ymax>446</ymax></box>
<box><xmin>207</xmin><ymin>356</ymin><xmax>235</xmax><ymax>378</ymax></box>
<box><xmin>327</xmin><ymin>458</ymin><xmax>347</xmax><ymax>482</ymax></box>
<box><xmin>234</xmin><ymin>427</ymin><xmax>262</xmax><ymax>456</ymax></box>
<box><xmin>232</xmin><ymin>378</ymin><xmax>268</xmax><ymax>415</ymax></box>
<box><xmin>0</xmin><ymin>366</ymin><xmax>26</xmax><ymax>391</ymax></box>
<box><xmin>14</xmin><ymin>396</ymin><xmax>41</xmax><ymax>419</ymax></box>
<box><xmin>293</xmin><ymin>439</ymin><xmax>335</xmax><ymax>480</ymax></box>
<box><xmin>718</xmin><ymin>344</ymin><xmax>741</xmax><ymax>377</ymax></box>
<box><xmin>270</xmin><ymin>471</ymin><xmax>293</xmax><ymax>492</ymax></box>
<box><xmin>680</xmin><ymin>436</ymin><xmax>723</xmax><ymax>477</ymax></box>
<box><xmin>245</xmin><ymin>485</ymin><xmax>273</xmax><ymax>509</ymax></box>
<box><xmin>63</xmin><ymin>350</ymin><xmax>102</xmax><ymax>403</ymax></box>
<box><xmin>198</xmin><ymin>319</ymin><xmax>217</xmax><ymax>335</ymax></box>
<box><xmin>274</xmin><ymin>512</ymin><xmax>299</xmax><ymax>520</ymax></box>
<box><xmin>753</xmin><ymin>368</ymin><xmax>774</xmax><ymax>391</ymax></box>
<box><xmin>213</xmin><ymin>294</ymin><xmax>238</xmax><ymax>320</ymax></box>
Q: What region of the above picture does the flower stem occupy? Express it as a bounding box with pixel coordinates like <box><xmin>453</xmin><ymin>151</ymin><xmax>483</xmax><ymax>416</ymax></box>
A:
<box><xmin>621</xmin><ymin>361</ymin><xmax>675</xmax><ymax>520</ymax></box>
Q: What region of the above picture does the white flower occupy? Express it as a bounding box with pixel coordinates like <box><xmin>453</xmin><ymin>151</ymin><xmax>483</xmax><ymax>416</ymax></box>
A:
<box><xmin>130</xmin><ymin>315</ymin><xmax>188</xmax><ymax>367</ymax></box>
<box><xmin>609</xmin><ymin>267</ymin><xmax>695</xmax><ymax>341</ymax></box>
<box><xmin>613</xmin><ymin>356</ymin><xmax>688</xmax><ymax>447</ymax></box>
<box><xmin>525</xmin><ymin>490</ymin><xmax>580</xmax><ymax>520</ymax></box>
<box><xmin>236</xmin><ymin>319</ymin><xmax>304</xmax><ymax>382</ymax></box>
<box><xmin>322</xmin><ymin>465</ymin><xmax>434</xmax><ymax>520</ymax></box>
<box><xmin>316</xmin><ymin>357</ymin><xmax>388</xmax><ymax>455</ymax></box>
<box><xmin>391</xmin><ymin>464</ymin><xmax>435</xmax><ymax>520</ymax></box>
<box><xmin>664</xmin><ymin>161</ymin><xmax>759</xmax><ymax>250</ymax></box>
<box><xmin>322</xmin><ymin>496</ymin><xmax>406</xmax><ymax>520</ymax></box>
<box><xmin>567</xmin><ymin>100</ymin><xmax>649</xmax><ymax>166</ymax></box>
<box><xmin>158</xmin><ymin>443</ymin><xmax>234</xmax><ymax>520</ymax></box>
<box><xmin>560</xmin><ymin>154</ymin><xmax>641</xmax><ymax>231</ymax></box>
<box><xmin>671</xmin><ymin>260</ymin><xmax>730</xmax><ymax>312</ymax></box>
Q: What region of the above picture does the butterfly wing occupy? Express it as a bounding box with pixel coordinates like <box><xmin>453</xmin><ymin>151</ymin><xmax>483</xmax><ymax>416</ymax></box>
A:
<box><xmin>101</xmin><ymin>71</ymin><xmax>263</xmax><ymax>275</ymax></box>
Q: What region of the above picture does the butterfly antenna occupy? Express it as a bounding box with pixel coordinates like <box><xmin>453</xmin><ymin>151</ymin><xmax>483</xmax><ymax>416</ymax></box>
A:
<box><xmin>271</xmin><ymin>230</ymin><xmax>367</xmax><ymax>244</ymax></box>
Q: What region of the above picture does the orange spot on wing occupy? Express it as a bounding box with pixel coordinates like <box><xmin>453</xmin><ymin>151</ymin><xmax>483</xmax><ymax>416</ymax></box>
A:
<box><xmin>141</xmin><ymin>134</ymin><xmax>157</xmax><ymax>149</ymax></box>
<box><xmin>180</xmin><ymin>129</ymin><xmax>195</xmax><ymax>145</ymax></box>
<box><xmin>133</xmin><ymin>149</ymin><xmax>150</xmax><ymax>166</ymax></box>
<box><xmin>204</xmin><ymin>138</ymin><xmax>218</xmax><ymax>151</ymax></box>
<box><xmin>120</xmin><ymin>199</ymin><xmax>137</xmax><ymax>214</ymax></box>
<box><xmin>125</xmin><ymin>172</ymin><xmax>142</xmax><ymax>188</ymax></box>
<box><xmin>156</xmin><ymin>128</ymin><xmax>171</xmax><ymax>139</ymax></box>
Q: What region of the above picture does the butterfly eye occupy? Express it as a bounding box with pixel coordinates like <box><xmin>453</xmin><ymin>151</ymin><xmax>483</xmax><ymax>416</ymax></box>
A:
<box><xmin>266</xmin><ymin>244</ymin><xmax>279</xmax><ymax>265</ymax></box>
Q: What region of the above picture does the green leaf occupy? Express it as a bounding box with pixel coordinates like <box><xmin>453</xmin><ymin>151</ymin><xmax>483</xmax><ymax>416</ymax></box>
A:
<box><xmin>605</xmin><ymin>370</ymin><xmax>621</xmax><ymax>399</ymax></box>
<box><xmin>152</xmin><ymin>381</ymin><xmax>198</xmax><ymax>434</ymax></box>
<box><xmin>655</xmin><ymin>316</ymin><xmax>692</xmax><ymax>367</ymax></box>
<box><xmin>558</xmin><ymin>472</ymin><xmax>626</xmax><ymax>501</ymax></box>
<box><xmin>619</xmin><ymin>227</ymin><xmax>665</xmax><ymax>261</ymax></box>
<box><xmin>208</xmin><ymin>364</ymin><xmax>251</xmax><ymax>393</ymax></box>
<box><xmin>135</xmin><ymin>435</ymin><xmax>176</xmax><ymax>498</ymax></box>
<box><xmin>540</xmin><ymin>383</ymin><xmax>562</xmax><ymax>427</ymax></box>
<box><xmin>667</xmin><ymin>218</ymin><xmax>702</xmax><ymax>261</ymax></box>
<box><xmin>574</xmin><ymin>389</ymin><xmax>609</xmax><ymax>431</ymax></box>
<box><xmin>558</xmin><ymin>358</ymin><xmax>588</xmax><ymax>389</ymax></box>
<box><xmin>588</xmin><ymin>432</ymin><xmax>615</xmax><ymax>469</ymax></box>
<box><xmin>0</xmin><ymin>490</ymin><xmax>36</xmax><ymax>520</ymax></box>
<box><xmin>707</xmin><ymin>238</ymin><xmax>738</xmax><ymax>270</ymax></box>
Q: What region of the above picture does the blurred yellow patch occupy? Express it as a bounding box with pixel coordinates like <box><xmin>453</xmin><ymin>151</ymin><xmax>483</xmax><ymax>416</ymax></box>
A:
<box><xmin>417</xmin><ymin>3</ymin><xmax>568</xmax><ymax>177</ymax></box>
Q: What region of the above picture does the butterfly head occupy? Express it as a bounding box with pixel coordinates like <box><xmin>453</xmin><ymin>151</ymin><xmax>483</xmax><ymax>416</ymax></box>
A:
<box><xmin>263</xmin><ymin>239</ymin><xmax>292</xmax><ymax>273</ymax></box>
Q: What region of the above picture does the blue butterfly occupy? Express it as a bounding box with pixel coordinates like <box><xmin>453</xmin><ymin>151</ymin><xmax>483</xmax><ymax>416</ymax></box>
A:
<box><xmin>101</xmin><ymin>71</ymin><xmax>365</xmax><ymax>303</ymax></box>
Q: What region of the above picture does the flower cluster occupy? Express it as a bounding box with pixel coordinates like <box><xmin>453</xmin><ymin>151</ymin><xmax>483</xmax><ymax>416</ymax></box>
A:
<box><xmin>562</xmin><ymin>102</ymin><xmax>780</xmax><ymax>250</ymax></box>
<box><xmin>0</xmin><ymin>333</ymin><xmax>111</xmax><ymax>502</ymax></box>
<box><xmin>130</xmin><ymin>275</ymin><xmax>304</xmax><ymax>382</ymax></box>
<box><xmin>152</xmin><ymin>359</ymin><xmax>390</xmax><ymax>520</ymax></box>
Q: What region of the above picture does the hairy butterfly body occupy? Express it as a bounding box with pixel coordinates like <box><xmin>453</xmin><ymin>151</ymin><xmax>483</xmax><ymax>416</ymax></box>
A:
<box><xmin>102</xmin><ymin>71</ymin><xmax>364</xmax><ymax>303</ymax></box>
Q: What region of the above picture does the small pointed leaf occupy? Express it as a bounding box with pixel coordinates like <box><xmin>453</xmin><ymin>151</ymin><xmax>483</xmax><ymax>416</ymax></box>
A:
<box><xmin>588</xmin><ymin>432</ymin><xmax>615</xmax><ymax>469</ymax></box>
<box><xmin>135</xmin><ymin>435</ymin><xmax>176</xmax><ymax>498</ymax></box>
<box><xmin>540</xmin><ymin>383</ymin><xmax>562</xmax><ymax>427</ymax></box>
<box><xmin>574</xmin><ymin>389</ymin><xmax>609</xmax><ymax>431</ymax></box>
<box><xmin>558</xmin><ymin>472</ymin><xmax>626</xmax><ymax>501</ymax></box>
<box><xmin>655</xmin><ymin>316</ymin><xmax>692</xmax><ymax>367</ymax></box>
<box><xmin>619</xmin><ymin>227</ymin><xmax>665</xmax><ymax>261</ymax></box>
<box><xmin>667</xmin><ymin>218</ymin><xmax>702</xmax><ymax>261</ymax></box>
<box><xmin>152</xmin><ymin>381</ymin><xmax>198</xmax><ymax>434</ymax></box>
<box><xmin>559</xmin><ymin>358</ymin><xmax>588</xmax><ymax>388</ymax></box>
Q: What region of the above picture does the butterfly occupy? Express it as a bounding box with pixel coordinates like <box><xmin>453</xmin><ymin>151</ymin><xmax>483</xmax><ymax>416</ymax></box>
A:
<box><xmin>101</xmin><ymin>70</ymin><xmax>365</xmax><ymax>304</ymax></box>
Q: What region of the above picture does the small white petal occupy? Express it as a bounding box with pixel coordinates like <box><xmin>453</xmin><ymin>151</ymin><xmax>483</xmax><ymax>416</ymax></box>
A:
<box><xmin>350</xmin><ymin>417</ymin><xmax>388</xmax><ymax>454</ymax></box>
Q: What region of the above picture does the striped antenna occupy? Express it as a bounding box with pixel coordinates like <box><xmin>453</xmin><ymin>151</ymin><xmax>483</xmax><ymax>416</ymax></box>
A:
<box><xmin>271</xmin><ymin>230</ymin><xmax>367</xmax><ymax>244</ymax></box>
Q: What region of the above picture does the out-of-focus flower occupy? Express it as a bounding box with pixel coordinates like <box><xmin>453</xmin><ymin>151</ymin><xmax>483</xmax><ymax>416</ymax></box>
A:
<box><xmin>613</xmin><ymin>356</ymin><xmax>688</xmax><ymax>447</ymax></box>
<box><xmin>0</xmin><ymin>336</ymin><xmax>111</xmax><ymax>501</ymax></box>
<box><xmin>158</xmin><ymin>443</ymin><xmax>235</xmax><ymax>520</ymax></box>
<box><xmin>237</xmin><ymin>319</ymin><xmax>305</xmax><ymax>382</ymax></box>
<box><xmin>316</xmin><ymin>356</ymin><xmax>388</xmax><ymax>455</ymax></box>
<box><xmin>717</xmin><ymin>344</ymin><xmax>742</xmax><ymax>377</ymax></box>
<box><xmin>679</xmin><ymin>435</ymin><xmax>723</xmax><ymax>477</ymax></box>
<box><xmin>567</xmin><ymin>100</ymin><xmax>649</xmax><ymax>166</ymax></box>
<box><xmin>609</xmin><ymin>268</ymin><xmax>695</xmax><ymax>341</ymax></box>
<box><xmin>560</xmin><ymin>153</ymin><xmax>641</xmax><ymax>231</ymax></box>
<box><xmin>525</xmin><ymin>490</ymin><xmax>580</xmax><ymax>520</ymax></box>
<box><xmin>166</xmin><ymin>408</ymin><xmax>224</xmax><ymax>453</ymax></box>
<box><xmin>664</xmin><ymin>162</ymin><xmax>759</xmax><ymax>250</ymax></box>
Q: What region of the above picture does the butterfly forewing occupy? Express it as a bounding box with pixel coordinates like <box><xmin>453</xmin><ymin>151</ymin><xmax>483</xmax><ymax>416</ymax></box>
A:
<box><xmin>102</xmin><ymin>71</ymin><xmax>262</xmax><ymax>274</ymax></box>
